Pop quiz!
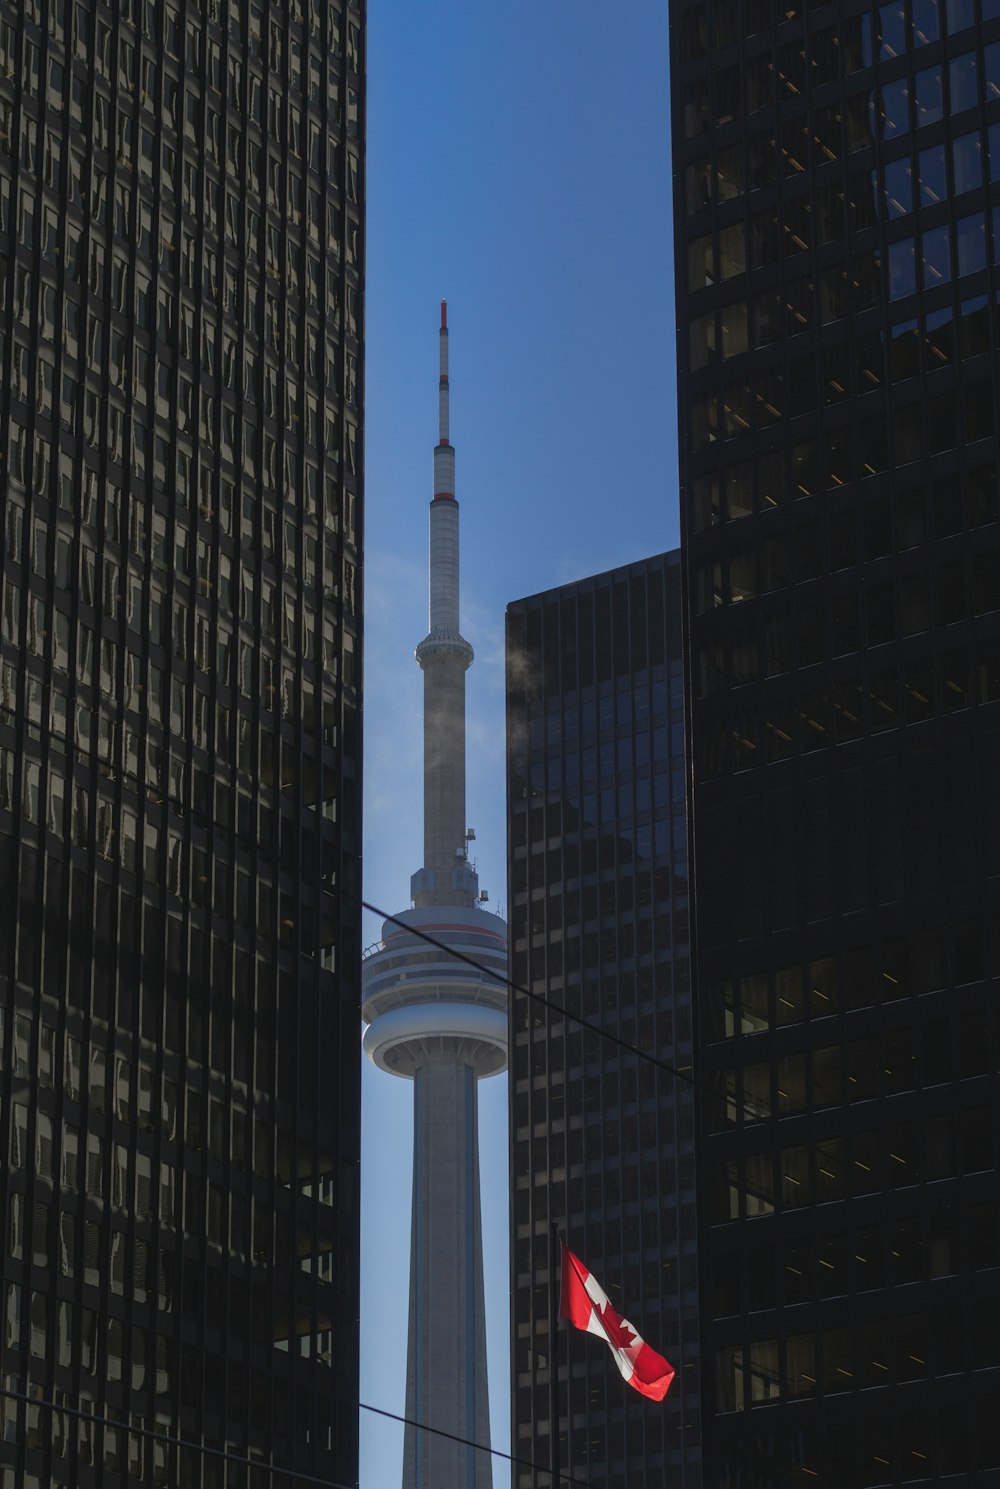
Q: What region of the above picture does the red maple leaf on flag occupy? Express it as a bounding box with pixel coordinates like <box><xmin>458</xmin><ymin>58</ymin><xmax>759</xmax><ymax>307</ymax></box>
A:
<box><xmin>598</xmin><ymin>1302</ymin><xmax>636</xmax><ymax>1352</ymax></box>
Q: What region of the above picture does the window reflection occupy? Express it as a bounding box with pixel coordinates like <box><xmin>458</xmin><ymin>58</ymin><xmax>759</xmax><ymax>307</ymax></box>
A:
<box><xmin>988</xmin><ymin>41</ymin><xmax>1000</xmax><ymax>101</ymax></box>
<box><xmin>888</xmin><ymin>239</ymin><xmax>917</xmax><ymax>299</ymax></box>
<box><xmin>924</xmin><ymin>305</ymin><xmax>954</xmax><ymax>365</ymax></box>
<box><xmin>956</xmin><ymin>212</ymin><xmax>987</xmax><ymax>277</ymax></box>
<box><xmin>881</xmin><ymin>77</ymin><xmax>910</xmax><ymax>139</ymax></box>
<box><xmin>877</xmin><ymin>0</ymin><xmax>907</xmax><ymax>58</ymax></box>
<box><xmin>914</xmin><ymin>63</ymin><xmax>944</xmax><ymax>125</ymax></box>
<box><xmin>918</xmin><ymin>142</ymin><xmax>947</xmax><ymax>203</ymax></box>
<box><xmin>948</xmin><ymin>50</ymin><xmax>979</xmax><ymax>113</ymax></box>
<box><xmin>922</xmin><ymin>223</ymin><xmax>952</xmax><ymax>286</ymax></box>
<box><xmin>952</xmin><ymin>129</ymin><xmax>983</xmax><ymax>193</ymax></box>
<box><xmin>912</xmin><ymin>0</ymin><xmax>942</xmax><ymax>44</ymax></box>
<box><xmin>883</xmin><ymin>155</ymin><xmax>913</xmax><ymax>217</ymax></box>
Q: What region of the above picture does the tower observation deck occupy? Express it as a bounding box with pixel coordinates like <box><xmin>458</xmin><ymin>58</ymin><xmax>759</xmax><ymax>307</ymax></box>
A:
<box><xmin>362</xmin><ymin>305</ymin><xmax>507</xmax><ymax>1489</ymax></box>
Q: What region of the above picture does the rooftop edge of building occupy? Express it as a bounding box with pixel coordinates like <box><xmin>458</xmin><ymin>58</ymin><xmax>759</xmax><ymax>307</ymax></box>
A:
<box><xmin>506</xmin><ymin>545</ymin><xmax>681</xmax><ymax>614</ymax></box>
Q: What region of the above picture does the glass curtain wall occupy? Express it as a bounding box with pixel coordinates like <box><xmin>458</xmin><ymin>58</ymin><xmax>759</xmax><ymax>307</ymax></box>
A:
<box><xmin>506</xmin><ymin>553</ymin><xmax>701</xmax><ymax>1489</ymax></box>
<box><xmin>0</xmin><ymin>2</ymin><xmax>364</xmax><ymax>1485</ymax></box>
<box><xmin>670</xmin><ymin>0</ymin><xmax>1000</xmax><ymax>1480</ymax></box>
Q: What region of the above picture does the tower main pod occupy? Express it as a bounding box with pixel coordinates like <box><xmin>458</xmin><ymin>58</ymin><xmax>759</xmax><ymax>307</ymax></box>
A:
<box><xmin>362</xmin><ymin>307</ymin><xmax>508</xmax><ymax>1489</ymax></box>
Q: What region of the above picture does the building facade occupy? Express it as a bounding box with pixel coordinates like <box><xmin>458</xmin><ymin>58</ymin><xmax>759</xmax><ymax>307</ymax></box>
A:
<box><xmin>0</xmin><ymin>2</ymin><xmax>364</xmax><ymax>1486</ymax></box>
<box><xmin>361</xmin><ymin>308</ymin><xmax>507</xmax><ymax>1489</ymax></box>
<box><xmin>505</xmin><ymin>553</ymin><xmax>701</xmax><ymax>1489</ymax></box>
<box><xmin>670</xmin><ymin>0</ymin><xmax>1000</xmax><ymax>1481</ymax></box>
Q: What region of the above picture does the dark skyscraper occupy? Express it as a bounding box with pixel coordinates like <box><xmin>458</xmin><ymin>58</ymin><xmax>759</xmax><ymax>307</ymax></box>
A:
<box><xmin>671</xmin><ymin>0</ymin><xmax>1000</xmax><ymax>1482</ymax></box>
<box><xmin>0</xmin><ymin>3</ymin><xmax>363</xmax><ymax>1486</ymax></box>
<box><xmin>505</xmin><ymin>553</ymin><xmax>701</xmax><ymax>1489</ymax></box>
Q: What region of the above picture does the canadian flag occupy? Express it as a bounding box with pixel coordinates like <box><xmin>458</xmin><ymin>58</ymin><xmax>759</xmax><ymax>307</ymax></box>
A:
<box><xmin>559</xmin><ymin>1244</ymin><xmax>675</xmax><ymax>1402</ymax></box>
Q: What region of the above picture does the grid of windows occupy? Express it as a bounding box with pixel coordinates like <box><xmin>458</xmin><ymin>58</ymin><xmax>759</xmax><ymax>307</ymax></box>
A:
<box><xmin>505</xmin><ymin>555</ymin><xmax>701</xmax><ymax>1489</ymax></box>
<box><xmin>0</xmin><ymin>1</ymin><xmax>363</xmax><ymax>1486</ymax></box>
<box><xmin>672</xmin><ymin>0</ymin><xmax>1000</xmax><ymax>1482</ymax></box>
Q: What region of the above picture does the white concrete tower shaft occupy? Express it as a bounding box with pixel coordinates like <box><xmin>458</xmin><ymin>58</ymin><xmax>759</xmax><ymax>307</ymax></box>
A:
<box><xmin>361</xmin><ymin>306</ymin><xmax>507</xmax><ymax>1489</ymax></box>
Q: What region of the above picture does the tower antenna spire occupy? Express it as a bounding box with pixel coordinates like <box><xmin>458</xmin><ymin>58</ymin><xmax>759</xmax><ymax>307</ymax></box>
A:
<box><xmin>438</xmin><ymin>298</ymin><xmax>450</xmax><ymax>454</ymax></box>
<box><xmin>420</xmin><ymin>302</ymin><xmax>470</xmax><ymax>884</ymax></box>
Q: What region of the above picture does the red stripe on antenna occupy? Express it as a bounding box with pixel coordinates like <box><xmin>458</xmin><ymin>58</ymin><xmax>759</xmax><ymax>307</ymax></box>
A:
<box><xmin>441</xmin><ymin>300</ymin><xmax>447</xmax><ymax>329</ymax></box>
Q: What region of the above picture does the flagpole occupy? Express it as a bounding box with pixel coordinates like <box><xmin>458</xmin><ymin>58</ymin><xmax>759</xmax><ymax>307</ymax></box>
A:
<box><xmin>549</xmin><ymin>1220</ymin><xmax>561</xmax><ymax>1489</ymax></box>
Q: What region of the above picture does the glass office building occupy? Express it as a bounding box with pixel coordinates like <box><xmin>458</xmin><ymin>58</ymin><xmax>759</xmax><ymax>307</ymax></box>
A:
<box><xmin>671</xmin><ymin>0</ymin><xmax>1000</xmax><ymax>1480</ymax></box>
<box><xmin>0</xmin><ymin>2</ymin><xmax>363</xmax><ymax>1485</ymax></box>
<box><xmin>506</xmin><ymin>554</ymin><xmax>701</xmax><ymax>1489</ymax></box>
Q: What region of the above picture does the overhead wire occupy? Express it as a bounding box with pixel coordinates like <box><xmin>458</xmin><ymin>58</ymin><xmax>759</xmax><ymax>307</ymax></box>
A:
<box><xmin>360</xmin><ymin>895</ymin><xmax>871</xmax><ymax>1193</ymax></box>
<box><xmin>0</xmin><ymin>1385</ymin><xmax>354</xmax><ymax>1489</ymax></box>
<box><xmin>0</xmin><ymin>1385</ymin><xmax>586</xmax><ymax>1488</ymax></box>
<box><xmin>361</xmin><ymin>898</ymin><xmax>698</xmax><ymax>1091</ymax></box>
<box><xmin>360</xmin><ymin>1400</ymin><xmax>591</xmax><ymax>1488</ymax></box>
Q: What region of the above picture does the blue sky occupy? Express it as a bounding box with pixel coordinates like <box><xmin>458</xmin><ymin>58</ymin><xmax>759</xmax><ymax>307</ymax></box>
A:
<box><xmin>361</xmin><ymin>3</ymin><xmax>679</xmax><ymax>1483</ymax></box>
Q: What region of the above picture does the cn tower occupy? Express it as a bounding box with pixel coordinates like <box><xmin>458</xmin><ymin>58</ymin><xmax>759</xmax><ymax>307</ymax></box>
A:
<box><xmin>362</xmin><ymin>305</ymin><xmax>508</xmax><ymax>1489</ymax></box>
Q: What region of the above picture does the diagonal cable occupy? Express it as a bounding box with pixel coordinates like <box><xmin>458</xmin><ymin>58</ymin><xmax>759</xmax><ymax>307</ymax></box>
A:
<box><xmin>0</xmin><ymin>1385</ymin><xmax>591</xmax><ymax>1488</ymax></box>
<box><xmin>361</xmin><ymin>898</ymin><xmax>697</xmax><ymax>1088</ymax></box>
<box><xmin>361</xmin><ymin>896</ymin><xmax>872</xmax><ymax>1191</ymax></box>
<box><xmin>360</xmin><ymin>1399</ymin><xmax>591</xmax><ymax>1487</ymax></box>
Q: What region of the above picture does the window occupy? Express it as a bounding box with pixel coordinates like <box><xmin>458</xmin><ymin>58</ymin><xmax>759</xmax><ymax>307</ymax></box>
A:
<box><xmin>884</xmin><ymin>156</ymin><xmax>913</xmax><ymax>217</ymax></box>
<box><xmin>953</xmin><ymin>130</ymin><xmax>983</xmax><ymax>194</ymax></box>
<box><xmin>988</xmin><ymin>44</ymin><xmax>1000</xmax><ymax>103</ymax></box>
<box><xmin>913</xmin><ymin>64</ymin><xmax>944</xmax><ymax>127</ymax></box>
<box><xmin>881</xmin><ymin>77</ymin><xmax>910</xmax><ymax>138</ymax></box>
<box><xmin>878</xmin><ymin>0</ymin><xmax>906</xmax><ymax>57</ymax></box>
<box><xmin>47</xmin><ymin>772</ymin><xmax>64</xmax><ymax>834</ymax></box>
<box><xmin>956</xmin><ymin>212</ymin><xmax>987</xmax><ymax>277</ymax></box>
<box><xmin>161</xmin><ymin>5</ymin><xmax>181</xmax><ymax>58</ymax></box>
<box><xmin>912</xmin><ymin>0</ymin><xmax>941</xmax><ymax>43</ymax></box>
<box><xmin>918</xmin><ymin>143</ymin><xmax>947</xmax><ymax>206</ymax></box>
<box><xmin>946</xmin><ymin>0</ymin><xmax>974</xmax><ymax>26</ymax></box>
<box><xmin>888</xmin><ymin>239</ymin><xmax>917</xmax><ymax>299</ymax></box>
<box><xmin>984</xmin><ymin>121</ymin><xmax>1000</xmax><ymax>186</ymax></box>
<box><xmin>22</xmin><ymin>762</ymin><xmax>40</xmax><ymax>824</ymax></box>
<box><xmin>922</xmin><ymin>224</ymin><xmax>952</xmax><ymax>286</ymax></box>
<box><xmin>107</xmin><ymin>1318</ymin><xmax>123</xmax><ymax>1381</ymax></box>
<box><xmin>27</xmin><ymin>1289</ymin><xmax>47</xmax><ymax>1359</ymax></box>
<box><xmin>948</xmin><ymin>50</ymin><xmax>979</xmax><ymax>113</ymax></box>
<box><xmin>17</xmin><ymin>191</ymin><xmax>34</xmax><ymax>249</ymax></box>
<box><xmin>925</xmin><ymin>305</ymin><xmax>954</xmax><ymax>365</ymax></box>
<box><xmin>689</xmin><ymin>234</ymin><xmax>714</xmax><ymax>288</ymax></box>
<box><xmin>9</xmin><ymin>1106</ymin><xmax>27</xmax><ymax>1169</ymax></box>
